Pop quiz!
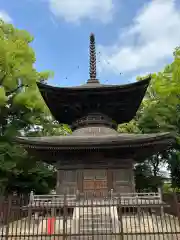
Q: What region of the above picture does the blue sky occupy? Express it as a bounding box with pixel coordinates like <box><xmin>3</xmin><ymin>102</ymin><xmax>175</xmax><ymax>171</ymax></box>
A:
<box><xmin>1</xmin><ymin>0</ymin><xmax>180</xmax><ymax>87</ymax></box>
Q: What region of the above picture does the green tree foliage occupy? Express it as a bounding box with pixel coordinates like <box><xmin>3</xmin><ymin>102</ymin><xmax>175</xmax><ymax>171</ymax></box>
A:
<box><xmin>137</xmin><ymin>50</ymin><xmax>180</xmax><ymax>190</ymax></box>
<box><xmin>119</xmin><ymin>48</ymin><xmax>180</xmax><ymax>191</ymax></box>
<box><xmin>0</xmin><ymin>20</ymin><xmax>57</xmax><ymax>195</ymax></box>
<box><xmin>134</xmin><ymin>162</ymin><xmax>163</xmax><ymax>192</ymax></box>
<box><xmin>0</xmin><ymin>20</ymin><xmax>53</xmax><ymax>136</ymax></box>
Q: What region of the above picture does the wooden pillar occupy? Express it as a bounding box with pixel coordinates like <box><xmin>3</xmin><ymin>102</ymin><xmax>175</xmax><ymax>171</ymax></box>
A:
<box><xmin>130</xmin><ymin>160</ymin><xmax>136</xmax><ymax>192</ymax></box>
<box><xmin>107</xmin><ymin>169</ymin><xmax>113</xmax><ymax>191</ymax></box>
<box><xmin>56</xmin><ymin>169</ymin><xmax>63</xmax><ymax>194</ymax></box>
<box><xmin>77</xmin><ymin>170</ymin><xmax>83</xmax><ymax>193</ymax></box>
<box><xmin>131</xmin><ymin>170</ymin><xmax>136</xmax><ymax>192</ymax></box>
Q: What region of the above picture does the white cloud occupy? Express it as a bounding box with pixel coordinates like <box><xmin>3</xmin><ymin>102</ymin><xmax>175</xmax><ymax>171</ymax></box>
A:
<box><xmin>49</xmin><ymin>0</ymin><xmax>115</xmax><ymax>23</ymax></box>
<box><xmin>98</xmin><ymin>0</ymin><xmax>180</xmax><ymax>75</ymax></box>
<box><xmin>0</xmin><ymin>10</ymin><xmax>12</xmax><ymax>23</ymax></box>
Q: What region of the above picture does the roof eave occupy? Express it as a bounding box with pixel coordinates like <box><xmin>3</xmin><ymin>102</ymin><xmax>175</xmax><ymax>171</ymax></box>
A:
<box><xmin>37</xmin><ymin>76</ymin><xmax>151</xmax><ymax>92</ymax></box>
<box><xmin>14</xmin><ymin>136</ymin><xmax>175</xmax><ymax>150</ymax></box>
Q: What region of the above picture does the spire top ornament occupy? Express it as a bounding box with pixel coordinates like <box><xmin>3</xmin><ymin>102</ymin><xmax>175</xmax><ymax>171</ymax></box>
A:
<box><xmin>87</xmin><ymin>33</ymin><xmax>99</xmax><ymax>84</ymax></box>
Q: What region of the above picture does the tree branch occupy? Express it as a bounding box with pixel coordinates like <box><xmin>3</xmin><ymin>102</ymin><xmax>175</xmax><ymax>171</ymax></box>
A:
<box><xmin>6</xmin><ymin>84</ymin><xmax>29</xmax><ymax>96</ymax></box>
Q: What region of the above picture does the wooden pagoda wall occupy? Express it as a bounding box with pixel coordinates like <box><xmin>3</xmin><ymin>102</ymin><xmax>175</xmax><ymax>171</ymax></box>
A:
<box><xmin>56</xmin><ymin>166</ymin><xmax>135</xmax><ymax>195</ymax></box>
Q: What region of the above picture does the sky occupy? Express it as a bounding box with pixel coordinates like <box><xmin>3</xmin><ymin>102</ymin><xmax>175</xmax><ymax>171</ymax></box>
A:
<box><xmin>0</xmin><ymin>0</ymin><xmax>180</xmax><ymax>87</ymax></box>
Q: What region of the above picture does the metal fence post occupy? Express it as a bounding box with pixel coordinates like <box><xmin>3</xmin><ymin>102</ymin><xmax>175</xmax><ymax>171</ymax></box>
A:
<box><xmin>63</xmin><ymin>194</ymin><xmax>67</xmax><ymax>240</ymax></box>
<box><xmin>5</xmin><ymin>196</ymin><xmax>12</xmax><ymax>240</ymax></box>
<box><xmin>119</xmin><ymin>195</ymin><xmax>124</xmax><ymax>240</ymax></box>
<box><xmin>158</xmin><ymin>187</ymin><xmax>164</xmax><ymax>216</ymax></box>
<box><xmin>173</xmin><ymin>192</ymin><xmax>180</xmax><ymax>225</ymax></box>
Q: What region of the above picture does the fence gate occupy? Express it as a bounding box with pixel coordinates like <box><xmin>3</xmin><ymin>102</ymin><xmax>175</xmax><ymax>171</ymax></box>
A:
<box><xmin>0</xmin><ymin>194</ymin><xmax>180</xmax><ymax>239</ymax></box>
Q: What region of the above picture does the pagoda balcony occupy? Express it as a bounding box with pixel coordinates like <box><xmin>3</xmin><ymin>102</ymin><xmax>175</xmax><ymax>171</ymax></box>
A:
<box><xmin>71</xmin><ymin>113</ymin><xmax>117</xmax><ymax>130</ymax></box>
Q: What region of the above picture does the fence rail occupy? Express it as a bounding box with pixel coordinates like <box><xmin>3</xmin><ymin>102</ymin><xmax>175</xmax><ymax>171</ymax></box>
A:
<box><xmin>0</xmin><ymin>193</ymin><xmax>180</xmax><ymax>239</ymax></box>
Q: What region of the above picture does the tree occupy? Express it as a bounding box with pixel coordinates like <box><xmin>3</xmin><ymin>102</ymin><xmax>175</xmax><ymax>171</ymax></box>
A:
<box><xmin>134</xmin><ymin>162</ymin><xmax>152</xmax><ymax>192</ymax></box>
<box><xmin>0</xmin><ymin>20</ymin><xmax>53</xmax><ymax>136</ymax></box>
<box><xmin>0</xmin><ymin>20</ymin><xmax>57</xmax><ymax>195</ymax></box>
<box><xmin>119</xmin><ymin>48</ymin><xmax>180</xmax><ymax>191</ymax></box>
<box><xmin>136</xmin><ymin>50</ymin><xmax>180</xmax><ymax>189</ymax></box>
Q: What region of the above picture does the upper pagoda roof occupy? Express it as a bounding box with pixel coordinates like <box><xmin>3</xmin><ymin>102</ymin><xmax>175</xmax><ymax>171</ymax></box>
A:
<box><xmin>37</xmin><ymin>77</ymin><xmax>150</xmax><ymax>126</ymax></box>
<box><xmin>37</xmin><ymin>33</ymin><xmax>151</xmax><ymax>126</ymax></box>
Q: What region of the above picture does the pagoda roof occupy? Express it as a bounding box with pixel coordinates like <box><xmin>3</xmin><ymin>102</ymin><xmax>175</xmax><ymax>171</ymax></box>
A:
<box><xmin>15</xmin><ymin>132</ymin><xmax>174</xmax><ymax>163</ymax></box>
<box><xmin>14</xmin><ymin>132</ymin><xmax>174</xmax><ymax>148</ymax></box>
<box><xmin>37</xmin><ymin>75</ymin><xmax>151</xmax><ymax>91</ymax></box>
<box><xmin>37</xmin><ymin>76</ymin><xmax>150</xmax><ymax>125</ymax></box>
<box><xmin>38</xmin><ymin>76</ymin><xmax>150</xmax><ymax>90</ymax></box>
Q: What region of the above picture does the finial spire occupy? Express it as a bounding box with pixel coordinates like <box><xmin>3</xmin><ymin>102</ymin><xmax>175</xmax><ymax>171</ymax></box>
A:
<box><xmin>87</xmin><ymin>33</ymin><xmax>99</xmax><ymax>84</ymax></box>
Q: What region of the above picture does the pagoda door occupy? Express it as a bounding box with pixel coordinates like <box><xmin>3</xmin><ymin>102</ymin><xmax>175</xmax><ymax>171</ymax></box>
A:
<box><xmin>83</xmin><ymin>170</ymin><xmax>108</xmax><ymax>197</ymax></box>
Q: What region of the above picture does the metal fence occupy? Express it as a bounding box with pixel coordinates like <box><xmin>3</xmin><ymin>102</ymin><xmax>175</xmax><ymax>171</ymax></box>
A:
<box><xmin>0</xmin><ymin>194</ymin><xmax>180</xmax><ymax>239</ymax></box>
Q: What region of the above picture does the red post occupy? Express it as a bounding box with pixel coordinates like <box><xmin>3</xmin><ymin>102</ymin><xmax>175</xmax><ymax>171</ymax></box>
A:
<box><xmin>47</xmin><ymin>217</ymin><xmax>55</xmax><ymax>235</ymax></box>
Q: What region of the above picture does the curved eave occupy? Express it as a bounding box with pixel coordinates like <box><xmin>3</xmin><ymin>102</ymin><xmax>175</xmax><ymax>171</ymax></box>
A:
<box><xmin>14</xmin><ymin>132</ymin><xmax>174</xmax><ymax>150</ymax></box>
<box><xmin>37</xmin><ymin>77</ymin><xmax>151</xmax><ymax>92</ymax></box>
<box><xmin>37</xmin><ymin>77</ymin><xmax>151</xmax><ymax>125</ymax></box>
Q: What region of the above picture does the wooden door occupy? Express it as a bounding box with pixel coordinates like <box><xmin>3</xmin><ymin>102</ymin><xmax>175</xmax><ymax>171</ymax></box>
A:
<box><xmin>83</xmin><ymin>170</ymin><xmax>108</xmax><ymax>197</ymax></box>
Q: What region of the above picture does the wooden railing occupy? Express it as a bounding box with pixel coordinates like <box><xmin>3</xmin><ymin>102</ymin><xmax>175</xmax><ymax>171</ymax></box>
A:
<box><xmin>29</xmin><ymin>190</ymin><xmax>162</xmax><ymax>205</ymax></box>
<box><xmin>118</xmin><ymin>192</ymin><xmax>161</xmax><ymax>199</ymax></box>
<box><xmin>29</xmin><ymin>192</ymin><xmax>77</xmax><ymax>204</ymax></box>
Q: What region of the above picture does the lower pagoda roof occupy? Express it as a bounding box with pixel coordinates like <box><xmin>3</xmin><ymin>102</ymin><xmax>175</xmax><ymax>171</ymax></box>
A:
<box><xmin>14</xmin><ymin>131</ymin><xmax>175</xmax><ymax>163</ymax></box>
<box><xmin>15</xmin><ymin>132</ymin><xmax>173</xmax><ymax>148</ymax></box>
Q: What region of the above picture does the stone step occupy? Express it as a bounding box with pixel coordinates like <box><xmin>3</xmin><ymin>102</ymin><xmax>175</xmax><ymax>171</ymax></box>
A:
<box><xmin>72</xmin><ymin>206</ymin><xmax>119</xmax><ymax>236</ymax></box>
<box><xmin>78</xmin><ymin>216</ymin><xmax>113</xmax><ymax>233</ymax></box>
<box><xmin>69</xmin><ymin>236</ymin><xmax>114</xmax><ymax>240</ymax></box>
<box><xmin>79</xmin><ymin>224</ymin><xmax>112</xmax><ymax>229</ymax></box>
<box><xmin>79</xmin><ymin>218</ymin><xmax>112</xmax><ymax>224</ymax></box>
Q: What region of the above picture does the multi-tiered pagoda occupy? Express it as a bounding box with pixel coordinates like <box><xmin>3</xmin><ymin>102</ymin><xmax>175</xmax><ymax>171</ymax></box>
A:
<box><xmin>15</xmin><ymin>34</ymin><xmax>174</xmax><ymax>197</ymax></box>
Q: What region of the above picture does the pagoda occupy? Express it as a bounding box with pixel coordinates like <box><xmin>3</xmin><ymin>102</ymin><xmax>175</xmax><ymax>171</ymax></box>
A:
<box><xmin>15</xmin><ymin>34</ymin><xmax>174</xmax><ymax>197</ymax></box>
